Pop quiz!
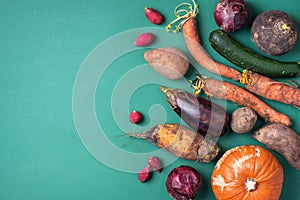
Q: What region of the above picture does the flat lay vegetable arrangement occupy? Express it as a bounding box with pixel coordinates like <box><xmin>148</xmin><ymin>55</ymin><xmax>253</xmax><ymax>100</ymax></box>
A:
<box><xmin>104</xmin><ymin>0</ymin><xmax>299</xmax><ymax>199</ymax></box>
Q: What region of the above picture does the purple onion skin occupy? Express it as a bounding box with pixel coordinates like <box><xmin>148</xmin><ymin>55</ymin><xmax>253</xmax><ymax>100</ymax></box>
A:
<box><xmin>166</xmin><ymin>166</ymin><xmax>202</xmax><ymax>200</ymax></box>
<box><xmin>214</xmin><ymin>0</ymin><xmax>249</xmax><ymax>32</ymax></box>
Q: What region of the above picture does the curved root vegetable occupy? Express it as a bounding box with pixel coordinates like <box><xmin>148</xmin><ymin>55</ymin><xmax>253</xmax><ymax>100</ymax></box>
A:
<box><xmin>160</xmin><ymin>86</ymin><xmax>229</xmax><ymax>137</ymax></box>
<box><xmin>211</xmin><ymin>145</ymin><xmax>283</xmax><ymax>200</ymax></box>
<box><xmin>253</xmin><ymin>123</ymin><xmax>300</xmax><ymax>171</ymax></box>
<box><xmin>241</xmin><ymin>71</ymin><xmax>300</xmax><ymax>107</ymax></box>
<box><xmin>251</xmin><ymin>10</ymin><xmax>297</xmax><ymax>56</ymax></box>
<box><xmin>214</xmin><ymin>0</ymin><xmax>249</xmax><ymax>32</ymax></box>
<box><xmin>144</xmin><ymin>47</ymin><xmax>189</xmax><ymax>80</ymax></box>
<box><xmin>145</xmin><ymin>7</ymin><xmax>164</xmax><ymax>25</ymax></box>
<box><xmin>166</xmin><ymin>0</ymin><xmax>241</xmax><ymax>81</ymax></box>
<box><xmin>183</xmin><ymin>18</ymin><xmax>241</xmax><ymax>81</ymax></box>
<box><xmin>166</xmin><ymin>165</ymin><xmax>202</xmax><ymax>200</ymax></box>
<box><xmin>191</xmin><ymin>75</ymin><xmax>291</xmax><ymax>126</ymax></box>
<box><xmin>127</xmin><ymin>124</ymin><xmax>220</xmax><ymax>162</ymax></box>
<box><xmin>231</xmin><ymin>107</ymin><xmax>257</xmax><ymax>134</ymax></box>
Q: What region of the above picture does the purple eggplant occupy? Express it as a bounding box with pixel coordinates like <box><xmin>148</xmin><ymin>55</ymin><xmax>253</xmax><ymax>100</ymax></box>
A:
<box><xmin>160</xmin><ymin>86</ymin><xmax>229</xmax><ymax>137</ymax></box>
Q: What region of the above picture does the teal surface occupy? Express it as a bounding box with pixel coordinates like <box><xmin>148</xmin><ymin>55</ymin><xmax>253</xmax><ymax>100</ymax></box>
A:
<box><xmin>1</xmin><ymin>0</ymin><xmax>299</xmax><ymax>199</ymax></box>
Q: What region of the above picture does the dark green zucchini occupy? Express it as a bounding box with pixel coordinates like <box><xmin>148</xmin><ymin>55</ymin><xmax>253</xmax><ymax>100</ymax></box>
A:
<box><xmin>209</xmin><ymin>29</ymin><xmax>300</xmax><ymax>78</ymax></box>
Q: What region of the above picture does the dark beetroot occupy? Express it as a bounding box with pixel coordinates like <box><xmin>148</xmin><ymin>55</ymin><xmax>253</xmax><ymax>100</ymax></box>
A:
<box><xmin>214</xmin><ymin>0</ymin><xmax>249</xmax><ymax>32</ymax></box>
<box><xmin>166</xmin><ymin>165</ymin><xmax>202</xmax><ymax>200</ymax></box>
<box><xmin>251</xmin><ymin>10</ymin><xmax>297</xmax><ymax>56</ymax></box>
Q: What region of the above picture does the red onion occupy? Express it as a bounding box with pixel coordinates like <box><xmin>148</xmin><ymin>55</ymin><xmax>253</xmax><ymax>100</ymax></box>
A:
<box><xmin>214</xmin><ymin>0</ymin><xmax>249</xmax><ymax>32</ymax></box>
<box><xmin>138</xmin><ymin>165</ymin><xmax>151</xmax><ymax>183</ymax></box>
<box><xmin>129</xmin><ymin>110</ymin><xmax>143</xmax><ymax>124</ymax></box>
<box><xmin>166</xmin><ymin>166</ymin><xmax>202</xmax><ymax>200</ymax></box>
<box><xmin>148</xmin><ymin>156</ymin><xmax>162</xmax><ymax>173</ymax></box>
<box><xmin>145</xmin><ymin>7</ymin><xmax>164</xmax><ymax>25</ymax></box>
<box><xmin>134</xmin><ymin>33</ymin><xmax>155</xmax><ymax>47</ymax></box>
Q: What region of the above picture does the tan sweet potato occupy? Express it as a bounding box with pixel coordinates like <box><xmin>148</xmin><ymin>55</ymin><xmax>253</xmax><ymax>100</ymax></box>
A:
<box><xmin>144</xmin><ymin>47</ymin><xmax>189</xmax><ymax>80</ymax></box>
<box><xmin>253</xmin><ymin>123</ymin><xmax>300</xmax><ymax>171</ymax></box>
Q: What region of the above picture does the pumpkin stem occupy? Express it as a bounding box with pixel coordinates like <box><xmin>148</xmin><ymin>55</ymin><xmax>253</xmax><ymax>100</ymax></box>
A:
<box><xmin>245</xmin><ymin>178</ymin><xmax>257</xmax><ymax>192</ymax></box>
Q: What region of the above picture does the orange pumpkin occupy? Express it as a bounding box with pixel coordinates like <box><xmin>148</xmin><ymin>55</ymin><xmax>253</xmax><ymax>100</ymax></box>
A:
<box><xmin>211</xmin><ymin>145</ymin><xmax>283</xmax><ymax>200</ymax></box>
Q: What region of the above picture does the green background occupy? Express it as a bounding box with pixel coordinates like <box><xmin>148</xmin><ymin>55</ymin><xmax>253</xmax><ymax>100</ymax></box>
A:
<box><xmin>1</xmin><ymin>0</ymin><xmax>299</xmax><ymax>199</ymax></box>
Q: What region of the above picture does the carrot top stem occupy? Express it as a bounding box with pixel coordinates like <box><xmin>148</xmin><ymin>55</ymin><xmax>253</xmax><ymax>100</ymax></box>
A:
<box><xmin>240</xmin><ymin>69</ymin><xmax>299</xmax><ymax>88</ymax></box>
<box><xmin>240</xmin><ymin>69</ymin><xmax>254</xmax><ymax>85</ymax></box>
<box><xmin>189</xmin><ymin>74</ymin><xmax>207</xmax><ymax>95</ymax></box>
<box><xmin>166</xmin><ymin>0</ymin><xmax>198</xmax><ymax>33</ymax></box>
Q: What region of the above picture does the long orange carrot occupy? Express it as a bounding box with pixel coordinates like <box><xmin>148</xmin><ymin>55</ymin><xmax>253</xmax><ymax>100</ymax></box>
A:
<box><xmin>166</xmin><ymin>0</ymin><xmax>241</xmax><ymax>81</ymax></box>
<box><xmin>183</xmin><ymin>17</ymin><xmax>241</xmax><ymax>81</ymax></box>
<box><xmin>241</xmin><ymin>71</ymin><xmax>300</xmax><ymax>107</ymax></box>
<box><xmin>191</xmin><ymin>75</ymin><xmax>291</xmax><ymax>126</ymax></box>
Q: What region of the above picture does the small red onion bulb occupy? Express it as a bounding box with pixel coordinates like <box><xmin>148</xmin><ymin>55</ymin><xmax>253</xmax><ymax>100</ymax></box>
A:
<box><xmin>214</xmin><ymin>0</ymin><xmax>249</xmax><ymax>32</ymax></box>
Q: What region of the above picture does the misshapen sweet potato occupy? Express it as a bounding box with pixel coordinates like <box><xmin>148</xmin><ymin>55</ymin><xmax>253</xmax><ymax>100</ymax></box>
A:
<box><xmin>253</xmin><ymin>123</ymin><xmax>300</xmax><ymax>171</ymax></box>
<box><xmin>144</xmin><ymin>47</ymin><xmax>189</xmax><ymax>80</ymax></box>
